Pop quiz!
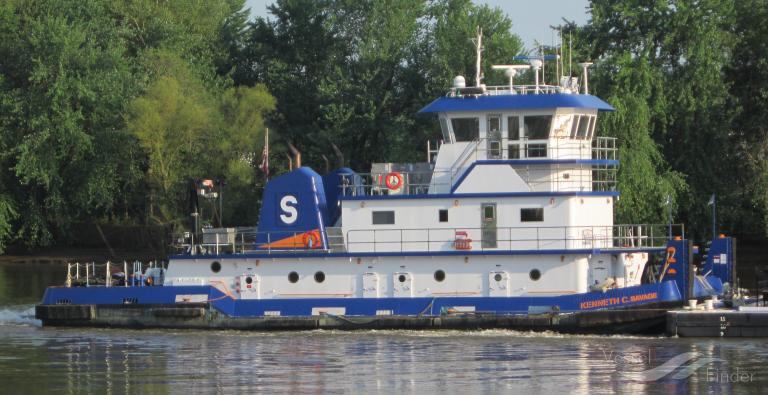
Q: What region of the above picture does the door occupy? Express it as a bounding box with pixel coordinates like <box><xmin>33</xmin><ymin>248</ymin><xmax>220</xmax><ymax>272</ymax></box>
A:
<box><xmin>487</xmin><ymin>115</ymin><xmax>502</xmax><ymax>159</ymax></box>
<box><xmin>362</xmin><ymin>272</ymin><xmax>379</xmax><ymax>298</ymax></box>
<box><xmin>489</xmin><ymin>271</ymin><xmax>510</xmax><ymax>296</ymax></box>
<box><xmin>481</xmin><ymin>203</ymin><xmax>497</xmax><ymax>248</ymax></box>
<box><xmin>393</xmin><ymin>272</ymin><xmax>413</xmax><ymax>297</ymax></box>
<box><xmin>236</xmin><ymin>274</ymin><xmax>260</xmax><ymax>300</ymax></box>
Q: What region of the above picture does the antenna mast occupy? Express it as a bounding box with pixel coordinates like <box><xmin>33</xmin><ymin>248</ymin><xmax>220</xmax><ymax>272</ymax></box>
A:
<box><xmin>474</xmin><ymin>26</ymin><xmax>483</xmax><ymax>87</ymax></box>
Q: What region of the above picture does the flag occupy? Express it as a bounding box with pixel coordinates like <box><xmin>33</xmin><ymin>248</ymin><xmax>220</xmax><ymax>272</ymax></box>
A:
<box><xmin>259</xmin><ymin>128</ymin><xmax>269</xmax><ymax>179</ymax></box>
<box><xmin>707</xmin><ymin>193</ymin><xmax>715</xmax><ymax>206</ymax></box>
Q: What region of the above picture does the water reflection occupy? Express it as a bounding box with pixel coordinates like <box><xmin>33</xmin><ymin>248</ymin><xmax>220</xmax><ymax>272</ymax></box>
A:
<box><xmin>0</xmin><ymin>262</ymin><xmax>766</xmax><ymax>393</ymax></box>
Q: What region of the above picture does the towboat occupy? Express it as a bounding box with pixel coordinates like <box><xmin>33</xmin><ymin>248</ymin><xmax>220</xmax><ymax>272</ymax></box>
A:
<box><xmin>36</xmin><ymin>33</ymin><xmax>736</xmax><ymax>334</ymax></box>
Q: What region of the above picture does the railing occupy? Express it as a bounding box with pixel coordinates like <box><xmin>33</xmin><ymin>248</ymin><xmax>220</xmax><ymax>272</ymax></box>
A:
<box><xmin>445</xmin><ymin>137</ymin><xmax>617</xmax><ymax>162</ymax></box>
<box><xmin>346</xmin><ymin>224</ymin><xmax>683</xmax><ymax>253</ymax></box>
<box><xmin>593</xmin><ymin>137</ymin><xmax>617</xmax><ymax>161</ymax></box>
<box><xmin>172</xmin><ymin>229</ymin><xmax>332</xmax><ymax>255</ymax></box>
<box><xmin>339</xmin><ymin>137</ymin><xmax>618</xmax><ymax>196</ymax></box>
<box><xmin>64</xmin><ymin>260</ymin><xmax>165</xmax><ymax>288</ymax></box>
<box><xmin>169</xmin><ymin>224</ymin><xmax>682</xmax><ymax>256</ymax></box>
<box><xmin>450</xmin><ymin>85</ymin><xmax>565</xmax><ymax>97</ymax></box>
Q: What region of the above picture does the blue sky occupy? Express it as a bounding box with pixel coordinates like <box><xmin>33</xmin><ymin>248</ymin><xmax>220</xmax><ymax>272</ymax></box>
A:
<box><xmin>243</xmin><ymin>0</ymin><xmax>591</xmax><ymax>50</ymax></box>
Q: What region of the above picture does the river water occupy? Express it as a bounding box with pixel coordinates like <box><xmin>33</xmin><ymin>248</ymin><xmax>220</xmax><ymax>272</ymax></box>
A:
<box><xmin>0</xmin><ymin>262</ymin><xmax>766</xmax><ymax>394</ymax></box>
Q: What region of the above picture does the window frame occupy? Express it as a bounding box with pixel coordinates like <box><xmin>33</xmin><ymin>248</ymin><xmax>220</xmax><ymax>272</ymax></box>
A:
<box><xmin>450</xmin><ymin>117</ymin><xmax>480</xmax><ymax>142</ymax></box>
<box><xmin>520</xmin><ymin>207</ymin><xmax>544</xmax><ymax>222</ymax></box>
<box><xmin>438</xmin><ymin>209</ymin><xmax>449</xmax><ymax>223</ymax></box>
<box><xmin>372</xmin><ymin>211</ymin><xmax>395</xmax><ymax>225</ymax></box>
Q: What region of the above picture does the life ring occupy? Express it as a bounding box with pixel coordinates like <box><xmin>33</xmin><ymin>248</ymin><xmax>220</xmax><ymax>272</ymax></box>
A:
<box><xmin>385</xmin><ymin>172</ymin><xmax>404</xmax><ymax>191</ymax></box>
<box><xmin>302</xmin><ymin>230</ymin><xmax>321</xmax><ymax>249</ymax></box>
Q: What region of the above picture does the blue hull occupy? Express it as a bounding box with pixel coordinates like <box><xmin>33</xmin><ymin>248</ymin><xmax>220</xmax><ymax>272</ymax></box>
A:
<box><xmin>40</xmin><ymin>280</ymin><xmax>700</xmax><ymax>318</ymax></box>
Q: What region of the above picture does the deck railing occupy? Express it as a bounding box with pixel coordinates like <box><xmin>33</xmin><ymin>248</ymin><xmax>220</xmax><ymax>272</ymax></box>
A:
<box><xmin>345</xmin><ymin>224</ymin><xmax>683</xmax><ymax>253</ymax></box>
<box><xmin>170</xmin><ymin>224</ymin><xmax>683</xmax><ymax>256</ymax></box>
<box><xmin>64</xmin><ymin>260</ymin><xmax>165</xmax><ymax>288</ymax></box>
<box><xmin>340</xmin><ymin>138</ymin><xmax>618</xmax><ymax>196</ymax></box>
<box><xmin>450</xmin><ymin>85</ymin><xmax>566</xmax><ymax>97</ymax></box>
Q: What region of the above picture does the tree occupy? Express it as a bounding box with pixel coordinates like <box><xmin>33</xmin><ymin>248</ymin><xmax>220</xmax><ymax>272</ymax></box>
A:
<box><xmin>238</xmin><ymin>0</ymin><xmax>523</xmax><ymax>170</ymax></box>
<box><xmin>126</xmin><ymin>52</ymin><xmax>275</xmax><ymax>227</ymax></box>
<box><xmin>0</xmin><ymin>0</ymin><xmax>141</xmax><ymax>247</ymax></box>
<box><xmin>582</xmin><ymin>0</ymin><xmax>736</xmax><ymax>239</ymax></box>
<box><xmin>726</xmin><ymin>0</ymin><xmax>768</xmax><ymax>238</ymax></box>
<box><xmin>0</xmin><ymin>0</ymin><xmax>256</xmax><ymax>251</ymax></box>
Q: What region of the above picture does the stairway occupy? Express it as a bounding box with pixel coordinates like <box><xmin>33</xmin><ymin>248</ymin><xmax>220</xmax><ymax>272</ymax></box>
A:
<box><xmin>325</xmin><ymin>227</ymin><xmax>346</xmax><ymax>252</ymax></box>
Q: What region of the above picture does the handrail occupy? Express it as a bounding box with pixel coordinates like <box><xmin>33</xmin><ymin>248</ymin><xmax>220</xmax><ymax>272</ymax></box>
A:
<box><xmin>165</xmin><ymin>224</ymin><xmax>682</xmax><ymax>257</ymax></box>
<box><xmin>65</xmin><ymin>260</ymin><xmax>165</xmax><ymax>288</ymax></box>
<box><xmin>449</xmin><ymin>139</ymin><xmax>481</xmax><ymax>181</ymax></box>
<box><xmin>450</xmin><ymin>84</ymin><xmax>565</xmax><ymax>97</ymax></box>
<box><xmin>345</xmin><ymin>224</ymin><xmax>683</xmax><ymax>254</ymax></box>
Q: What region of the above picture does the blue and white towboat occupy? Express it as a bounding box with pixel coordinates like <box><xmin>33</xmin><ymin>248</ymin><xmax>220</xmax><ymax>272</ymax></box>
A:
<box><xmin>36</xmin><ymin>34</ymin><xmax>736</xmax><ymax>334</ymax></box>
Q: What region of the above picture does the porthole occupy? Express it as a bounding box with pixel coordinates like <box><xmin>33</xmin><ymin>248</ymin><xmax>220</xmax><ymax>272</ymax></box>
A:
<box><xmin>245</xmin><ymin>276</ymin><xmax>253</xmax><ymax>285</ymax></box>
<box><xmin>288</xmin><ymin>271</ymin><xmax>299</xmax><ymax>283</ymax></box>
<box><xmin>529</xmin><ymin>269</ymin><xmax>541</xmax><ymax>281</ymax></box>
<box><xmin>434</xmin><ymin>270</ymin><xmax>446</xmax><ymax>282</ymax></box>
<box><xmin>398</xmin><ymin>274</ymin><xmax>406</xmax><ymax>283</ymax></box>
<box><xmin>314</xmin><ymin>271</ymin><xmax>325</xmax><ymax>283</ymax></box>
<box><xmin>494</xmin><ymin>273</ymin><xmax>503</xmax><ymax>282</ymax></box>
<box><xmin>210</xmin><ymin>261</ymin><xmax>221</xmax><ymax>273</ymax></box>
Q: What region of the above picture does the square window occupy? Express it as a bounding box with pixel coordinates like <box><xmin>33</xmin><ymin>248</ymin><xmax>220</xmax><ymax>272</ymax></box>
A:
<box><xmin>521</xmin><ymin>208</ymin><xmax>544</xmax><ymax>222</ymax></box>
<box><xmin>439</xmin><ymin>209</ymin><xmax>448</xmax><ymax>222</ymax></box>
<box><xmin>526</xmin><ymin>143</ymin><xmax>548</xmax><ymax>158</ymax></box>
<box><xmin>372</xmin><ymin>211</ymin><xmax>395</xmax><ymax>225</ymax></box>
<box><xmin>524</xmin><ymin>115</ymin><xmax>552</xmax><ymax>139</ymax></box>
<box><xmin>451</xmin><ymin>118</ymin><xmax>479</xmax><ymax>142</ymax></box>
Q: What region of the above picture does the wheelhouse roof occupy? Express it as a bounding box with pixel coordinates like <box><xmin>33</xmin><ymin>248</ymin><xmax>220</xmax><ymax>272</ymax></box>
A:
<box><xmin>418</xmin><ymin>93</ymin><xmax>615</xmax><ymax>113</ymax></box>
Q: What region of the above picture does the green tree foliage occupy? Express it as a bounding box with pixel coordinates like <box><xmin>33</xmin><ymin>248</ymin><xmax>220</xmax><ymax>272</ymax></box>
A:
<box><xmin>727</xmin><ymin>0</ymin><xmax>768</xmax><ymax>237</ymax></box>
<box><xmin>0</xmin><ymin>0</ymin><xmax>266</xmax><ymax>251</ymax></box>
<box><xmin>0</xmin><ymin>0</ymin><xmax>141</xmax><ymax>247</ymax></box>
<box><xmin>582</xmin><ymin>0</ymin><xmax>740</xmax><ymax>238</ymax></box>
<box><xmin>596</xmin><ymin>54</ymin><xmax>686</xmax><ymax>224</ymax></box>
<box><xmin>237</xmin><ymin>0</ymin><xmax>523</xmax><ymax>169</ymax></box>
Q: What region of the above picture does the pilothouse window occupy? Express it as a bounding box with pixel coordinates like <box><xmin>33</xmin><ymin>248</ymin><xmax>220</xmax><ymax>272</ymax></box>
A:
<box><xmin>523</xmin><ymin>115</ymin><xmax>552</xmax><ymax>140</ymax></box>
<box><xmin>508</xmin><ymin>116</ymin><xmax>520</xmax><ymax>140</ymax></box>
<box><xmin>577</xmin><ymin>116</ymin><xmax>591</xmax><ymax>139</ymax></box>
<box><xmin>439</xmin><ymin>117</ymin><xmax>451</xmax><ymax>142</ymax></box>
<box><xmin>451</xmin><ymin>118</ymin><xmax>479</xmax><ymax>142</ymax></box>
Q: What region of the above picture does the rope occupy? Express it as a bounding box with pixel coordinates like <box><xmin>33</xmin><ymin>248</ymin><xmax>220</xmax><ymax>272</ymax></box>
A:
<box><xmin>418</xmin><ymin>298</ymin><xmax>436</xmax><ymax>316</ymax></box>
<box><xmin>207</xmin><ymin>280</ymin><xmax>237</xmax><ymax>302</ymax></box>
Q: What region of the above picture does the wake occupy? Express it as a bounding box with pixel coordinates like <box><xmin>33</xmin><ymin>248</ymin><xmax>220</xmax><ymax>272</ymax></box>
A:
<box><xmin>0</xmin><ymin>304</ymin><xmax>40</xmax><ymax>327</ymax></box>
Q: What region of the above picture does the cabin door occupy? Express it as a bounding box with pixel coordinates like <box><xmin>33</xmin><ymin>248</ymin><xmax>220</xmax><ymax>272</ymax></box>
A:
<box><xmin>362</xmin><ymin>272</ymin><xmax>379</xmax><ymax>298</ymax></box>
<box><xmin>481</xmin><ymin>203</ymin><xmax>497</xmax><ymax>248</ymax></box>
<box><xmin>489</xmin><ymin>271</ymin><xmax>510</xmax><ymax>296</ymax></box>
<box><xmin>393</xmin><ymin>272</ymin><xmax>413</xmax><ymax>297</ymax></box>
<box><xmin>487</xmin><ymin>115</ymin><xmax>502</xmax><ymax>159</ymax></box>
<box><xmin>236</xmin><ymin>274</ymin><xmax>260</xmax><ymax>300</ymax></box>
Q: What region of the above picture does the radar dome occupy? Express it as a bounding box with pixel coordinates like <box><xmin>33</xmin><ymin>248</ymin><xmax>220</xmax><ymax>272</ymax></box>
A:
<box><xmin>453</xmin><ymin>75</ymin><xmax>466</xmax><ymax>88</ymax></box>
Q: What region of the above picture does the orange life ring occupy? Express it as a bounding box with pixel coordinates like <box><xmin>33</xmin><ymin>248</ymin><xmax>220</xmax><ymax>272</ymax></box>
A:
<box><xmin>302</xmin><ymin>230</ymin><xmax>321</xmax><ymax>248</ymax></box>
<box><xmin>385</xmin><ymin>172</ymin><xmax>404</xmax><ymax>191</ymax></box>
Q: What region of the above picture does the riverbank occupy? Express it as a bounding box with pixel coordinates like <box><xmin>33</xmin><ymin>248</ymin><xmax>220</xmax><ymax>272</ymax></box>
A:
<box><xmin>0</xmin><ymin>247</ymin><xmax>162</xmax><ymax>265</ymax></box>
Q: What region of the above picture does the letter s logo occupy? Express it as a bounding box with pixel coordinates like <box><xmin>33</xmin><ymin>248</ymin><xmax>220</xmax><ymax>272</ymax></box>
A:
<box><xmin>279</xmin><ymin>195</ymin><xmax>298</xmax><ymax>224</ymax></box>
